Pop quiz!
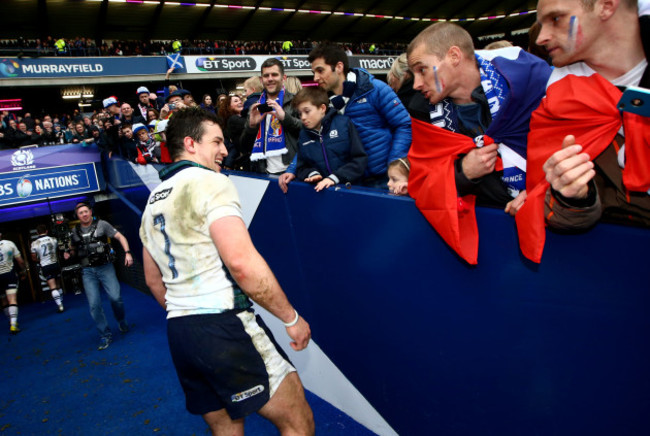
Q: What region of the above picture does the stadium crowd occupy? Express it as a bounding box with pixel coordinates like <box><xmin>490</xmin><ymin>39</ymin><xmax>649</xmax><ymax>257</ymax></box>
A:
<box><xmin>0</xmin><ymin>37</ymin><xmax>407</xmax><ymax>57</ymax></box>
<box><xmin>1</xmin><ymin>0</ymin><xmax>648</xmax><ymax>267</ymax></box>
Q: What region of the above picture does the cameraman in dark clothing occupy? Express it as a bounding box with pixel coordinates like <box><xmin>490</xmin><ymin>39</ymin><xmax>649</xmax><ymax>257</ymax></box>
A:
<box><xmin>65</xmin><ymin>202</ymin><xmax>133</xmax><ymax>350</ymax></box>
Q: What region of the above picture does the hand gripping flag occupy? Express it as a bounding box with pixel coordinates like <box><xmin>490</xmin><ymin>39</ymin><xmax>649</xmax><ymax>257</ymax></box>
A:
<box><xmin>408</xmin><ymin>48</ymin><xmax>551</xmax><ymax>264</ymax></box>
<box><xmin>516</xmin><ymin>73</ymin><xmax>650</xmax><ymax>263</ymax></box>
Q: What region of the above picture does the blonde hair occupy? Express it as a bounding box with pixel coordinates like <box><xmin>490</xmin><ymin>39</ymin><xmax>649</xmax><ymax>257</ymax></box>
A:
<box><xmin>285</xmin><ymin>76</ymin><xmax>303</xmax><ymax>94</ymax></box>
<box><xmin>484</xmin><ymin>40</ymin><xmax>513</xmax><ymax>50</ymax></box>
<box><xmin>407</xmin><ymin>22</ymin><xmax>475</xmax><ymax>60</ymax></box>
<box><xmin>243</xmin><ymin>76</ymin><xmax>262</xmax><ymax>94</ymax></box>
<box><xmin>388</xmin><ymin>53</ymin><xmax>411</xmax><ymax>90</ymax></box>
<box><xmin>388</xmin><ymin>157</ymin><xmax>410</xmax><ymax>176</ymax></box>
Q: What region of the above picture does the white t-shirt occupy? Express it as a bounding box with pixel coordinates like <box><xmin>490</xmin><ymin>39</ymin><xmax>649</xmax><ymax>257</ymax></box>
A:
<box><xmin>0</xmin><ymin>240</ymin><xmax>21</xmax><ymax>274</ymax></box>
<box><xmin>31</xmin><ymin>235</ymin><xmax>59</xmax><ymax>267</ymax></box>
<box><xmin>140</xmin><ymin>166</ymin><xmax>250</xmax><ymax>318</ymax></box>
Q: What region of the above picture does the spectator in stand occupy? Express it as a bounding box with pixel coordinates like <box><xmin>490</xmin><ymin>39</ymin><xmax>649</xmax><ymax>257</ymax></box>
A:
<box><xmin>240</xmin><ymin>58</ymin><xmax>302</xmax><ymax>175</ymax></box>
<box><xmin>405</xmin><ymin>21</ymin><xmax>552</xmax><ymax>265</ymax></box>
<box><xmin>387</xmin><ymin>53</ymin><xmax>431</xmax><ymax>122</ymax></box>
<box><xmin>515</xmin><ymin>0</ymin><xmax>649</xmax><ymax>263</ymax></box>
<box><xmin>40</xmin><ymin>121</ymin><xmax>59</xmax><ymax>146</ymax></box>
<box><xmin>387</xmin><ymin>158</ymin><xmax>410</xmax><ymax>196</ymax></box>
<box><xmin>242</xmin><ymin>75</ymin><xmax>263</xmax><ymax>118</ymax></box>
<box><xmin>119</xmin><ymin>124</ymin><xmax>138</xmax><ymax>161</ymax></box>
<box><xmin>159</xmin><ymin>89</ymin><xmax>189</xmax><ymax>120</ymax></box>
<box><xmin>146</xmin><ymin>108</ymin><xmax>160</xmax><ymax>123</ymax></box>
<box><xmin>52</xmin><ymin>123</ymin><xmax>65</xmax><ymax>144</ymax></box>
<box><xmin>119</xmin><ymin>102</ymin><xmax>145</xmax><ymax>126</ymax></box>
<box><xmin>14</xmin><ymin>122</ymin><xmax>32</xmax><ymax>147</ymax></box>
<box><xmin>2</xmin><ymin>119</ymin><xmax>20</xmax><ymax>148</ymax></box>
<box><xmin>71</xmin><ymin>122</ymin><xmax>93</xmax><ymax>145</ymax></box>
<box><xmin>285</xmin><ymin>87</ymin><xmax>367</xmax><ymax>193</ymax></box>
<box><xmin>133</xmin><ymin>123</ymin><xmax>159</xmax><ymax>164</ymax></box>
<box><xmin>90</xmin><ymin>125</ymin><xmax>111</xmax><ymax>154</ymax></box>
<box><xmin>285</xmin><ymin>76</ymin><xmax>303</xmax><ymax>95</ymax></box>
<box><xmin>200</xmin><ymin>94</ymin><xmax>216</xmax><ymax>114</ymax></box>
<box><xmin>218</xmin><ymin>95</ymin><xmax>247</xmax><ymax>170</ymax></box>
<box><xmin>30</xmin><ymin>125</ymin><xmax>44</xmax><ymax>146</ymax></box>
<box><xmin>103</xmin><ymin>97</ymin><xmax>121</xmax><ymax>123</ymax></box>
<box><xmin>293</xmin><ymin>43</ymin><xmax>411</xmax><ymax>188</ymax></box>
<box><xmin>153</xmin><ymin>119</ymin><xmax>171</xmax><ymax>164</ymax></box>
<box><xmin>136</xmin><ymin>86</ymin><xmax>156</xmax><ymax>120</ymax></box>
<box><xmin>22</xmin><ymin>113</ymin><xmax>35</xmax><ymax>131</ymax></box>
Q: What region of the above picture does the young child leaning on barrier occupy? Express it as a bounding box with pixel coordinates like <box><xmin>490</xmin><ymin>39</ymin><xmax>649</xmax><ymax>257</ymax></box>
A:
<box><xmin>288</xmin><ymin>87</ymin><xmax>367</xmax><ymax>192</ymax></box>
<box><xmin>387</xmin><ymin>157</ymin><xmax>410</xmax><ymax>196</ymax></box>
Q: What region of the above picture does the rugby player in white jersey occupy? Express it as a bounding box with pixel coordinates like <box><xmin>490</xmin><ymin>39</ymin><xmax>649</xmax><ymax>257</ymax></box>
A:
<box><xmin>139</xmin><ymin>107</ymin><xmax>314</xmax><ymax>435</ymax></box>
<box><xmin>0</xmin><ymin>231</ymin><xmax>27</xmax><ymax>334</ymax></box>
<box><xmin>31</xmin><ymin>224</ymin><xmax>65</xmax><ymax>313</ymax></box>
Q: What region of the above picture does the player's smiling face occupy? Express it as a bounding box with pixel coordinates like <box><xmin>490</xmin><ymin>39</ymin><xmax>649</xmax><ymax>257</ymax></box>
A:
<box><xmin>194</xmin><ymin>121</ymin><xmax>228</xmax><ymax>172</ymax></box>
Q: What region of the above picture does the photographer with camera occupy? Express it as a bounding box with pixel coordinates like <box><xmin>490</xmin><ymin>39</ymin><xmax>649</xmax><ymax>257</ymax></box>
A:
<box><xmin>65</xmin><ymin>202</ymin><xmax>133</xmax><ymax>350</ymax></box>
<box><xmin>240</xmin><ymin>58</ymin><xmax>302</xmax><ymax>175</ymax></box>
<box><xmin>159</xmin><ymin>89</ymin><xmax>194</xmax><ymax>120</ymax></box>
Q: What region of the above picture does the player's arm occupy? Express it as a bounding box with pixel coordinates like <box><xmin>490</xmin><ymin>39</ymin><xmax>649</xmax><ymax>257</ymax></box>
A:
<box><xmin>112</xmin><ymin>231</ymin><xmax>134</xmax><ymax>267</ymax></box>
<box><xmin>210</xmin><ymin>216</ymin><xmax>311</xmax><ymax>351</ymax></box>
<box><xmin>143</xmin><ymin>246</ymin><xmax>167</xmax><ymax>309</ymax></box>
<box><xmin>14</xmin><ymin>254</ymin><xmax>27</xmax><ymax>276</ymax></box>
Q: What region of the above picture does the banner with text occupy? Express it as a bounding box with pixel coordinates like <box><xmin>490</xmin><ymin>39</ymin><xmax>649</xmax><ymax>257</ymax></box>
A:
<box><xmin>0</xmin><ymin>57</ymin><xmax>173</xmax><ymax>79</ymax></box>
<box><xmin>0</xmin><ymin>144</ymin><xmax>104</xmax><ymax>206</ymax></box>
<box><xmin>183</xmin><ymin>55</ymin><xmax>398</xmax><ymax>74</ymax></box>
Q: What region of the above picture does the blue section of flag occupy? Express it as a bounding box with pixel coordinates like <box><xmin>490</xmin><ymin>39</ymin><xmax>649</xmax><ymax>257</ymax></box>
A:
<box><xmin>166</xmin><ymin>53</ymin><xmax>186</xmax><ymax>72</ymax></box>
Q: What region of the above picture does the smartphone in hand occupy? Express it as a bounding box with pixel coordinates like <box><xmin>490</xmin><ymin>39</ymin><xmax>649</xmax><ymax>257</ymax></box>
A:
<box><xmin>618</xmin><ymin>86</ymin><xmax>650</xmax><ymax>118</ymax></box>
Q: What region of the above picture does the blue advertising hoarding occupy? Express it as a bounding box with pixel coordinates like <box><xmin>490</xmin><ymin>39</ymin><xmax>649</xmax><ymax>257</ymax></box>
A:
<box><xmin>0</xmin><ymin>56</ymin><xmax>174</xmax><ymax>79</ymax></box>
<box><xmin>0</xmin><ymin>163</ymin><xmax>101</xmax><ymax>207</ymax></box>
<box><xmin>0</xmin><ymin>144</ymin><xmax>104</xmax><ymax>208</ymax></box>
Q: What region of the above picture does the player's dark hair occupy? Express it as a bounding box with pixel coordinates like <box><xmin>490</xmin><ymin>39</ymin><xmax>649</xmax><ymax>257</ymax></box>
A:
<box><xmin>166</xmin><ymin>107</ymin><xmax>221</xmax><ymax>161</ymax></box>
<box><xmin>260</xmin><ymin>57</ymin><xmax>285</xmax><ymax>75</ymax></box>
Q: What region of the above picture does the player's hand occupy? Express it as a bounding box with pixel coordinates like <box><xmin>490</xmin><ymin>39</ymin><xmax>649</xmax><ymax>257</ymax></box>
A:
<box><xmin>286</xmin><ymin>316</ymin><xmax>311</xmax><ymax>351</ymax></box>
<box><xmin>124</xmin><ymin>253</ymin><xmax>134</xmax><ymax>267</ymax></box>
<box><xmin>461</xmin><ymin>143</ymin><xmax>498</xmax><ymax>180</ymax></box>
<box><xmin>278</xmin><ymin>173</ymin><xmax>295</xmax><ymax>194</ymax></box>
<box><xmin>504</xmin><ymin>190</ymin><xmax>527</xmax><ymax>216</ymax></box>
<box><xmin>314</xmin><ymin>178</ymin><xmax>335</xmax><ymax>192</ymax></box>
<box><xmin>543</xmin><ymin>135</ymin><xmax>594</xmax><ymax>199</ymax></box>
<box><xmin>63</xmin><ymin>252</ymin><xmax>71</xmax><ymax>260</ymax></box>
<box><xmin>304</xmin><ymin>174</ymin><xmax>322</xmax><ymax>184</ymax></box>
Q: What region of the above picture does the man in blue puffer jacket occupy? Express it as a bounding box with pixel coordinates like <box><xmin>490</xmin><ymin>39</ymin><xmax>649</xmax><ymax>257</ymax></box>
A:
<box><xmin>308</xmin><ymin>44</ymin><xmax>411</xmax><ymax>186</ymax></box>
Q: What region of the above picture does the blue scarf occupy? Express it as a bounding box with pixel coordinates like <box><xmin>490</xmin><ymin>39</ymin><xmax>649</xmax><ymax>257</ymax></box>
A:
<box><xmin>329</xmin><ymin>71</ymin><xmax>357</xmax><ymax>113</ymax></box>
<box><xmin>250</xmin><ymin>88</ymin><xmax>287</xmax><ymax>162</ymax></box>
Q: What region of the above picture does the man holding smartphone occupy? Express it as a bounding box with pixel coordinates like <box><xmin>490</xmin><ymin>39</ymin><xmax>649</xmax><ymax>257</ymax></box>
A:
<box><xmin>239</xmin><ymin>58</ymin><xmax>302</xmax><ymax>175</ymax></box>
<box><xmin>516</xmin><ymin>0</ymin><xmax>650</xmax><ymax>262</ymax></box>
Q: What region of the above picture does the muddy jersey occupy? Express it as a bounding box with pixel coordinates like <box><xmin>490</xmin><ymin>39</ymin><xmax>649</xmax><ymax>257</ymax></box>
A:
<box><xmin>31</xmin><ymin>235</ymin><xmax>59</xmax><ymax>267</ymax></box>
<box><xmin>0</xmin><ymin>240</ymin><xmax>21</xmax><ymax>274</ymax></box>
<box><xmin>139</xmin><ymin>166</ymin><xmax>251</xmax><ymax>319</ymax></box>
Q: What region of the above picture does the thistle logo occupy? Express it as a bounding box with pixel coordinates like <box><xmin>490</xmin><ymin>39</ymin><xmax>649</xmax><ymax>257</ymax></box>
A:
<box><xmin>16</xmin><ymin>176</ymin><xmax>33</xmax><ymax>198</ymax></box>
<box><xmin>11</xmin><ymin>149</ymin><xmax>35</xmax><ymax>168</ymax></box>
<box><xmin>0</xmin><ymin>59</ymin><xmax>20</xmax><ymax>77</ymax></box>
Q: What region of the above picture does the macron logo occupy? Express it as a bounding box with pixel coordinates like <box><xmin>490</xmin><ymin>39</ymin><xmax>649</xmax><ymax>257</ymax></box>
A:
<box><xmin>356</xmin><ymin>98</ymin><xmax>367</xmax><ymax>104</ymax></box>
<box><xmin>303</xmin><ymin>140</ymin><xmax>316</xmax><ymax>146</ymax></box>
<box><xmin>329</xmin><ymin>129</ymin><xmax>339</xmax><ymax>139</ymax></box>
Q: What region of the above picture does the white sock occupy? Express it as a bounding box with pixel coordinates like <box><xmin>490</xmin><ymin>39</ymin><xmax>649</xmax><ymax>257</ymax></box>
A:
<box><xmin>8</xmin><ymin>305</ymin><xmax>18</xmax><ymax>326</ymax></box>
<box><xmin>52</xmin><ymin>289</ymin><xmax>63</xmax><ymax>307</ymax></box>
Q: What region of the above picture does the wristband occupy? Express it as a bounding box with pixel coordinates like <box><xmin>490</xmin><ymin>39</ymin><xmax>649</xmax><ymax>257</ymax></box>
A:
<box><xmin>125</xmin><ymin>250</ymin><xmax>131</xmax><ymax>254</ymax></box>
<box><xmin>283</xmin><ymin>309</ymin><xmax>299</xmax><ymax>328</ymax></box>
